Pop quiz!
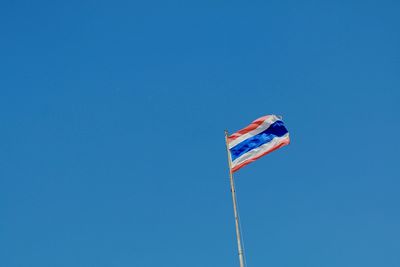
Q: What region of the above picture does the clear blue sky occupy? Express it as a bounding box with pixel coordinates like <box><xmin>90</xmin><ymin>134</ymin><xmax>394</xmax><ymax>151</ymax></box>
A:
<box><xmin>1</xmin><ymin>1</ymin><xmax>399</xmax><ymax>267</ymax></box>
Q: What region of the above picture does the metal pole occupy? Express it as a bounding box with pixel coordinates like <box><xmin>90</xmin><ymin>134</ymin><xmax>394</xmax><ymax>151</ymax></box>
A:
<box><xmin>225</xmin><ymin>130</ymin><xmax>245</xmax><ymax>267</ymax></box>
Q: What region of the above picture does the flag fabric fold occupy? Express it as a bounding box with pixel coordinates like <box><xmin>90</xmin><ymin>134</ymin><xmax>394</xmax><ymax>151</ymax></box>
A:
<box><xmin>227</xmin><ymin>115</ymin><xmax>290</xmax><ymax>172</ymax></box>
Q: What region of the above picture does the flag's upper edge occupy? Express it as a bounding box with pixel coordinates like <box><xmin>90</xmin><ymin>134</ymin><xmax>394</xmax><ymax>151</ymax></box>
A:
<box><xmin>228</xmin><ymin>115</ymin><xmax>271</xmax><ymax>141</ymax></box>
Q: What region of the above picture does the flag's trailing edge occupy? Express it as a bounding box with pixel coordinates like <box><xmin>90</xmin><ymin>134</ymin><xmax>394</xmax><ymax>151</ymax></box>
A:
<box><xmin>227</xmin><ymin>115</ymin><xmax>290</xmax><ymax>172</ymax></box>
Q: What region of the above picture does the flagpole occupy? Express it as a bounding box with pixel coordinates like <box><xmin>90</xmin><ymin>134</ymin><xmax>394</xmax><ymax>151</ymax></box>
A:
<box><xmin>225</xmin><ymin>130</ymin><xmax>245</xmax><ymax>267</ymax></box>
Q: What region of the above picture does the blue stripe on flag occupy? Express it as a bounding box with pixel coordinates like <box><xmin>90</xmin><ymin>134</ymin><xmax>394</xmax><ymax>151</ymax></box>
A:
<box><xmin>230</xmin><ymin>121</ymin><xmax>288</xmax><ymax>161</ymax></box>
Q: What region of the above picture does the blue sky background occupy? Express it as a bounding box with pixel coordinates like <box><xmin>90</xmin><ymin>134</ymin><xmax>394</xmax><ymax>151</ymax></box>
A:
<box><xmin>1</xmin><ymin>1</ymin><xmax>399</xmax><ymax>267</ymax></box>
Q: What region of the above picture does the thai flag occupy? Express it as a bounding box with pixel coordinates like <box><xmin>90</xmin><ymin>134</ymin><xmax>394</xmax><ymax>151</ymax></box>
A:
<box><xmin>227</xmin><ymin>115</ymin><xmax>290</xmax><ymax>172</ymax></box>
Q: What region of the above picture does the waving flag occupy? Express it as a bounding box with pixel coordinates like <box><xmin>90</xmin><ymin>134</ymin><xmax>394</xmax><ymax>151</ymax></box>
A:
<box><xmin>227</xmin><ymin>115</ymin><xmax>290</xmax><ymax>172</ymax></box>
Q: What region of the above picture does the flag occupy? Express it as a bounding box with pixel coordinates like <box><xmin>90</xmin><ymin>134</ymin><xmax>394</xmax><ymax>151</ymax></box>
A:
<box><xmin>227</xmin><ymin>115</ymin><xmax>290</xmax><ymax>172</ymax></box>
